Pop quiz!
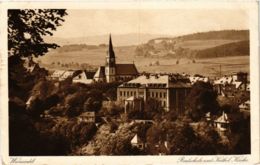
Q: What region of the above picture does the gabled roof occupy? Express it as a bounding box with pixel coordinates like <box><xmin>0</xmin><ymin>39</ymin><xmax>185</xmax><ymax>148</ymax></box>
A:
<box><xmin>215</xmin><ymin>112</ymin><xmax>229</xmax><ymax>123</ymax></box>
<box><xmin>116</xmin><ymin>64</ymin><xmax>138</xmax><ymax>75</ymax></box>
<box><xmin>60</xmin><ymin>70</ymin><xmax>74</xmax><ymax>80</ymax></box>
<box><xmin>94</xmin><ymin>66</ymin><xmax>105</xmax><ymax>78</ymax></box>
<box><xmin>233</xmin><ymin>81</ymin><xmax>242</xmax><ymax>89</ymax></box>
<box><xmin>83</xmin><ymin>70</ymin><xmax>96</xmax><ymax>79</ymax></box>
<box><xmin>131</xmin><ymin>134</ymin><xmax>145</xmax><ymax>144</ymax></box>
<box><xmin>189</xmin><ymin>76</ymin><xmax>209</xmax><ymax>84</ymax></box>
<box><xmin>51</xmin><ymin>70</ymin><xmax>66</xmax><ymax>78</ymax></box>
<box><xmin>214</xmin><ymin>76</ymin><xmax>233</xmax><ymax>85</ymax></box>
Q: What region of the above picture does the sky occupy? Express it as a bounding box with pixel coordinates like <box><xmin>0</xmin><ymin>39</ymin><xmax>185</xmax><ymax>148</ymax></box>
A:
<box><xmin>52</xmin><ymin>9</ymin><xmax>249</xmax><ymax>38</ymax></box>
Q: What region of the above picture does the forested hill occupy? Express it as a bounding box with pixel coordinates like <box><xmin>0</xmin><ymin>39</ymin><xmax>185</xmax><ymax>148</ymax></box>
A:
<box><xmin>195</xmin><ymin>40</ymin><xmax>249</xmax><ymax>58</ymax></box>
<box><xmin>151</xmin><ymin>30</ymin><xmax>249</xmax><ymax>42</ymax></box>
<box><xmin>135</xmin><ymin>30</ymin><xmax>250</xmax><ymax>58</ymax></box>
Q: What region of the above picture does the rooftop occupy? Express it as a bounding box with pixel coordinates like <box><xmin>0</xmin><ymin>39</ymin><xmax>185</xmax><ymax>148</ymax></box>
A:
<box><xmin>119</xmin><ymin>74</ymin><xmax>191</xmax><ymax>88</ymax></box>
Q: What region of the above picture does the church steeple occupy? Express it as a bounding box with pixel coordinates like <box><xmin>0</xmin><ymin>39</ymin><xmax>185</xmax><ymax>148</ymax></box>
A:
<box><xmin>108</xmin><ymin>34</ymin><xmax>115</xmax><ymax>59</ymax></box>
<box><xmin>105</xmin><ymin>34</ymin><xmax>116</xmax><ymax>83</ymax></box>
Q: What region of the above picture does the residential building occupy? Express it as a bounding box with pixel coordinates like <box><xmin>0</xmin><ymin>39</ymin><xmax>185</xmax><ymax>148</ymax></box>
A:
<box><xmin>49</xmin><ymin>70</ymin><xmax>74</xmax><ymax>81</ymax></box>
<box><xmin>117</xmin><ymin>74</ymin><xmax>191</xmax><ymax>112</ymax></box>
<box><xmin>214</xmin><ymin>72</ymin><xmax>249</xmax><ymax>96</ymax></box>
<box><xmin>214</xmin><ymin>112</ymin><xmax>230</xmax><ymax>131</ymax></box>
<box><xmin>189</xmin><ymin>75</ymin><xmax>209</xmax><ymax>85</ymax></box>
<box><xmin>73</xmin><ymin>70</ymin><xmax>95</xmax><ymax>84</ymax></box>
<box><xmin>131</xmin><ymin>134</ymin><xmax>146</xmax><ymax>150</ymax></box>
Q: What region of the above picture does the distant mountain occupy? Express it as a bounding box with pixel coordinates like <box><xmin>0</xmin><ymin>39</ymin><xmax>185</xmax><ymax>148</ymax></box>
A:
<box><xmin>44</xmin><ymin>33</ymin><xmax>172</xmax><ymax>46</ymax></box>
<box><xmin>135</xmin><ymin>30</ymin><xmax>249</xmax><ymax>58</ymax></box>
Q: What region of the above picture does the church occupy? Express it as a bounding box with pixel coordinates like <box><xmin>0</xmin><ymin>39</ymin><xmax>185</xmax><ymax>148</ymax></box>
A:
<box><xmin>94</xmin><ymin>35</ymin><xmax>139</xmax><ymax>83</ymax></box>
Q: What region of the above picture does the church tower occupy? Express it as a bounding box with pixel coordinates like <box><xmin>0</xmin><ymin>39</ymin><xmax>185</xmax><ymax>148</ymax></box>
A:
<box><xmin>105</xmin><ymin>34</ymin><xmax>116</xmax><ymax>82</ymax></box>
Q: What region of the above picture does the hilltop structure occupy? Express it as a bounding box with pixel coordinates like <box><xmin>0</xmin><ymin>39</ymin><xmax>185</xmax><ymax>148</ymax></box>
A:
<box><xmin>94</xmin><ymin>35</ymin><xmax>139</xmax><ymax>83</ymax></box>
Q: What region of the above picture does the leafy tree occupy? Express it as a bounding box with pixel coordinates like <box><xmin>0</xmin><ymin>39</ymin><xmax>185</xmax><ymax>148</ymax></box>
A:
<box><xmin>8</xmin><ymin>9</ymin><xmax>67</xmax><ymax>58</ymax></box>
<box><xmin>144</xmin><ymin>98</ymin><xmax>164</xmax><ymax>120</ymax></box>
<box><xmin>186</xmin><ymin>81</ymin><xmax>219</xmax><ymax>121</ymax></box>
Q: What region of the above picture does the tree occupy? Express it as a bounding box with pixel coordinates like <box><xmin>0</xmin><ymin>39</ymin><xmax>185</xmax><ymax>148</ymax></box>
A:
<box><xmin>8</xmin><ymin>9</ymin><xmax>67</xmax><ymax>58</ymax></box>
<box><xmin>186</xmin><ymin>81</ymin><xmax>219</xmax><ymax>121</ymax></box>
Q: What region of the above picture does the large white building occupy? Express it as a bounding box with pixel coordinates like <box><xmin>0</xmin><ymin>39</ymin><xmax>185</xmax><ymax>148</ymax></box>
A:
<box><xmin>117</xmin><ymin>74</ymin><xmax>191</xmax><ymax>112</ymax></box>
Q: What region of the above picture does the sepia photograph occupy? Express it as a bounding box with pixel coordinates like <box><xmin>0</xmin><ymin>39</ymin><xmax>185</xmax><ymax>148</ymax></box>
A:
<box><xmin>1</xmin><ymin>1</ymin><xmax>259</xmax><ymax>164</ymax></box>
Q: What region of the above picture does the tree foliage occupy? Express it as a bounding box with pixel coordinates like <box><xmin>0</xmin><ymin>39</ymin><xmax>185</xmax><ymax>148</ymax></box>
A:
<box><xmin>186</xmin><ymin>81</ymin><xmax>219</xmax><ymax>121</ymax></box>
<box><xmin>8</xmin><ymin>9</ymin><xmax>67</xmax><ymax>57</ymax></box>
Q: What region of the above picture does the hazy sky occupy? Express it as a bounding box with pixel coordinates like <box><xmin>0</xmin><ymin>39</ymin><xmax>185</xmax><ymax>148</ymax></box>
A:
<box><xmin>52</xmin><ymin>9</ymin><xmax>249</xmax><ymax>38</ymax></box>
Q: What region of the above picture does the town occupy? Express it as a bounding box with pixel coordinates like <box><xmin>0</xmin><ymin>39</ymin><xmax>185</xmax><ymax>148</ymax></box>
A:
<box><xmin>11</xmin><ymin>35</ymin><xmax>250</xmax><ymax>155</ymax></box>
<box><xmin>8</xmin><ymin>9</ymin><xmax>251</xmax><ymax>156</ymax></box>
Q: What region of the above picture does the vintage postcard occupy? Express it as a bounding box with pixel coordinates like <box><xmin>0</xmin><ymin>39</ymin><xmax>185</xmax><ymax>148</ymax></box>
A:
<box><xmin>0</xmin><ymin>1</ymin><xmax>259</xmax><ymax>165</ymax></box>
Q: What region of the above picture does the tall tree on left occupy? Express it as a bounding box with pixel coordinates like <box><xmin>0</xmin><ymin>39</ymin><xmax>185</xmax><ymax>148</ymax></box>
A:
<box><xmin>8</xmin><ymin>9</ymin><xmax>67</xmax><ymax>58</ymax></box>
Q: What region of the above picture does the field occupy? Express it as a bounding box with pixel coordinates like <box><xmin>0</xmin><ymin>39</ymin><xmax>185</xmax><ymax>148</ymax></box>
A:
<box><xmin>39</xmin><ymin>46</ymin><xmax>249</xmax><ymax>78</ymax></box>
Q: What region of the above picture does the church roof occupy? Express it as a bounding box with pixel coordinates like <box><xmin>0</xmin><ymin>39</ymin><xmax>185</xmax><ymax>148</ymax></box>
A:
<box><xmin>116</xmin><ymin>64</ymin><xmax>138</xmax><ymax>75</ymax></box>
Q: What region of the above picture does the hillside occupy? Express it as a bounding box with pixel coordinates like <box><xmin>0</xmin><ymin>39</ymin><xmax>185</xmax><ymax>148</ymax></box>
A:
<box><xmin>135</xmin><ymin>30</ymin><xmax>249</xmax><ymax>58</ymax></box>
<box><xmin>152</xmin><ymin>30</ymin><xmax>249</xmax><ymax>41</ymax></box>
<box><xmin>195</xmin><ymin>40</ymin><xmax>249</xmax><ymax>58</ymax></box>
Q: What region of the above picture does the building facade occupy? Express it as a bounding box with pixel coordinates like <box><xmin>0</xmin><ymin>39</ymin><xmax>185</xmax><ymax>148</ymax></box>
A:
<box><xmin>117</xmin><ymin>74</ymin><xmax>191</xmax><ymax>112</ymax></box>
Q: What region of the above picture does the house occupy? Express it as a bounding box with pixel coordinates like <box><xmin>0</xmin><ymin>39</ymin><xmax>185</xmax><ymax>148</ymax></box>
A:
<box><xmin>94</xmin><ymin>35</ymin><xmax>139</xmax><ymax>83</ymax></box>
<box><xmin>214</xmin><ymin>72</ymin><xmax>249</xmax><ymax>96</ymax></box>
<box><xmin>214</xmin><ymin>112</ymin><xmax>230</xmax><ymax>131</ymax></box>
<box><xmin>189</xmin><ymin>75</ymin><xmax>209</xmax><ymax>85</ymax></box>
<box><xmin>73</xmin><ymin>70</ymin><xmax>95</xmax><ymax>84</ymax></box>
<box><xmin>78</xmin><ymin>111</ymin><xmax>95</xmax><ymax>123</ymax></box>
<box><xmin>50</xmin><ymin>70</ymin><xmax>66</xmax><ymax>80</ymax></box>
<box><xmin>59</xmin><ymin>70</ymin><xmax>75</xmax><ymax>81</ymax></box>
<box><xmin>117</xmin><ymin>74</ymin><xmax>191</xmax><ymax>113</ymax></box>
<box><xmin>131</xmin><ymin>134</ymin><xmax>146</xmax><ymax>150</ymax></box>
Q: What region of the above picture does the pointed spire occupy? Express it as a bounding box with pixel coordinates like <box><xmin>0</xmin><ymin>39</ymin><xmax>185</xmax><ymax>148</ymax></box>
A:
<box><xmin>108</xmin><ymin>34</ymin><xmax>115</xmax><ymax>58</ymax></box>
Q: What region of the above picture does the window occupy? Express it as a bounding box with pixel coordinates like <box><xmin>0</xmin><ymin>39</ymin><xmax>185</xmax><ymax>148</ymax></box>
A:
<box><xmin>156</xmin><ymin>92</ymin><xmax>158</xmax><ymax>98</ymax></box>
<box><xmin>120</xmin><ymin>91</ymin><xmax>122</xmax><ymax>96</ymax></box>
<box><xmin>123</xmin><ymin>91</ymin><xmax>125</xmax><ymax>97</ymax></box>
<box><xmin>160</xmin><ymin>92</ymin><xmax>162</xmax><ymax>98</ymax></box>
<box><xmin>164</xmin><ymin>92</ymin><xmax>166</xmax><ymax>98</ymax></box>
<box><xmin>130</xmin><ymin>91</ymin><xmax>133</xmax><ymax>96</ymax></box>
<box><xmin>127</xmin><ymin>91</ymin><xmax>129</xmax><ymax>96</ymax></box>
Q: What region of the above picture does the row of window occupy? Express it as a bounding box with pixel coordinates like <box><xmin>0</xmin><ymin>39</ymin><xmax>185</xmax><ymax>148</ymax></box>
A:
<box><xmin>119</xmin><ymin>90</ymin><xmax>167</xmax><ymax>99</ymax></box>
<box><xmin>120</xmin><ymin>91</ymin><xmax>137</xmax><ymax>97</ymax></box>
<box><xmin>149</xmin><ymin>91</ymin><xmax>166</xmax><ymax>99</ymax></box>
